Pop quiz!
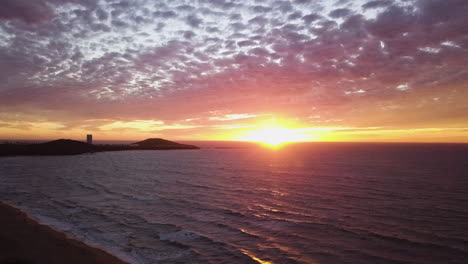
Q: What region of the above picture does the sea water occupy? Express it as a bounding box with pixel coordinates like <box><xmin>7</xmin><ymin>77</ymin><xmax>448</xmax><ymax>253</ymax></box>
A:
<box><xmin>1</xmin><ymin>142</ymin><xmax>467</xmax><ymax>264</ymax></box>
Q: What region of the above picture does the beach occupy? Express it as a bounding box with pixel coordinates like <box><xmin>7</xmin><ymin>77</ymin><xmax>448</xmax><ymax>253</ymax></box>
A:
<box><xmin>0</xmin><ymin>201</ymin><xmax>129</xmax><ymax>264</ymax></box>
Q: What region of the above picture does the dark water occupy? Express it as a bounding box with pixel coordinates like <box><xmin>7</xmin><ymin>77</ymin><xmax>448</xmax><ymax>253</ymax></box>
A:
<box><xmin>0</xmin><ymin>143</ymin><xmax>467</xmax><ymax>264</ymax></box>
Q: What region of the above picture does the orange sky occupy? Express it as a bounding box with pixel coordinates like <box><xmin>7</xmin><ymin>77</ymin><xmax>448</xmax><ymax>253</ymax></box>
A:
<box><xmin>0</xmin><ymin>0</ymin><xmax>467</xmax><ymax>143</ymax></box>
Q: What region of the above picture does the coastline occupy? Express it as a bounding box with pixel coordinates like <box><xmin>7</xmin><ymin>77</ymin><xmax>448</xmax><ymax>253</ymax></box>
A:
<box><xmin>0</xmin><ymin>201</ymin><xmax>131</xmax><ymax>264</ymax></box>
<box><xmin>0</xmin><ymin>138</ymin><xmax>200</xmax><ymax>157</ymax></box>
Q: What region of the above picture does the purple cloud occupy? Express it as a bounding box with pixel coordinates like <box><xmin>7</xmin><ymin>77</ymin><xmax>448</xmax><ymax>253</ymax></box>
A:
<box><xmin>186</xmin><ymin>15</ymin><xmax>203</xmax><ymax>28</ymax></box>
<box><xmin>0</xmin><ymin>0</ymin><xmax>467</xmax><ymax>135</ymax></box>
<box><xmin>0</xmin><ymin>0</ymin><xmax>53</xmax><ymax>24</ymax></box>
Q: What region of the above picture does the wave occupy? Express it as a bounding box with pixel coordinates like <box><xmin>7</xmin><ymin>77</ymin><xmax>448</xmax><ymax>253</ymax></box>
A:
<box><xmin>2</xmin><ymin>201</ymin><xmax>140</xmax><ymax>264</ymax></box>
<box><xmin>2</xmin><ymin>147</ymin><xmax>468</xmax><ymax>264</ymax></box>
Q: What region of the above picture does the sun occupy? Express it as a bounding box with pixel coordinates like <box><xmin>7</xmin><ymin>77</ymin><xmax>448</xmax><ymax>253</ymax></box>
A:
<box><xmin>238</xmin><ymin>126</ymin><xmax>309</xmax><ymax>147</ymax></box>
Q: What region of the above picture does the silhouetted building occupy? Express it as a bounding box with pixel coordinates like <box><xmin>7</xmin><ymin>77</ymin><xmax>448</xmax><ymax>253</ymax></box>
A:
<box><xmin>87</xmin><ymin>134</ymin><xmax>93</xmax><ymax>144</ymax></box>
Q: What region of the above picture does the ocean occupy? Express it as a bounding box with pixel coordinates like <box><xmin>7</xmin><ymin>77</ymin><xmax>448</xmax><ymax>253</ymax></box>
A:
<box><xmin>1</xmin><ymin>142</ymin><xmax>467</xmax><ymax>264</ymax></box>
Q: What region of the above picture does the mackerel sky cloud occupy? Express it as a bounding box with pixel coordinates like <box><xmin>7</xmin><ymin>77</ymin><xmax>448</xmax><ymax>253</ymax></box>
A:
<box><xmin>0</xmin><ymin>0</ymin><xmax>467</xmax><ymax>141</ymax></box>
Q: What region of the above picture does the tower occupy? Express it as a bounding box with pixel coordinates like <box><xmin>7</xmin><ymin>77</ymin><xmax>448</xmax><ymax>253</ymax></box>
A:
<box><xmin>87</xmin><ymin>134</ymin><xmax>93</xmax><ymax>144</ymax></box>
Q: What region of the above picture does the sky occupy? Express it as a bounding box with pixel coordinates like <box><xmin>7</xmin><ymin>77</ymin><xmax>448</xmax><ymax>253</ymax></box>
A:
<box><xmin>0</xmin><ymin>0</ymin><xmax>467</xmax><ymax>142</ymax></box>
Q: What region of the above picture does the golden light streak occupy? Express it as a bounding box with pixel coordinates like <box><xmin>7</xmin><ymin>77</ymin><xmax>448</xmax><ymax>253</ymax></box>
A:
<box><xmin>240</xmin><ymin>249</ymin><xmax>273</xmax><ymax>264</ymax></box>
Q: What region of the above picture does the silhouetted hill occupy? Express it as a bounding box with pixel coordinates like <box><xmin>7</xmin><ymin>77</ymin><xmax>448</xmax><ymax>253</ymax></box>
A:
<box><xmin>31</xmin><ymin>139</ymin><xmax>97</xmax><ymax>155</ymax></box>
<box><xmin>0</xmin><ymin>139</ymin><xmax>96</xmax><ymax>156</ymax></box>
<box><xmin>0</xmin><ymin>138</ymin><xmax>199</xmax><ymax>156</ymax></box>
<box><xmin>132</xmin><ymin>138</ymin><xmax>198</xmax><ymax>149</ymax></box>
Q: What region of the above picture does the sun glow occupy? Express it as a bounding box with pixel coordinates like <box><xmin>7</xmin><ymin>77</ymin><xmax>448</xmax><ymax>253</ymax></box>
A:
<box><xmin>238</xmin><ymin>126</ymin><xmax>312</xmax><ymax>146</ymax></box>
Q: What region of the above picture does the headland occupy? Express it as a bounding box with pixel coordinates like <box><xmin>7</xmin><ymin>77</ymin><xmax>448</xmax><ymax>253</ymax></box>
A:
<box><xmin>0</xmin><ymin>138</ymin><xmax>199</xmax><ymax>156</ymax></box>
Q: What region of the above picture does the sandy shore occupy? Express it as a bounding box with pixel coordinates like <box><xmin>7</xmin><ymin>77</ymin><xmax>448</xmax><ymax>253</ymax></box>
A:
<box><xmin>0</xmin><ymin>201</ymin><xmax>130</xmax><ymax>264</ymax></box>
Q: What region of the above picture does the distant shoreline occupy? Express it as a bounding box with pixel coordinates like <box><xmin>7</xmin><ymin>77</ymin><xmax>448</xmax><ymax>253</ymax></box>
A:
<box><xmin>0</xmin><ymin>138</ymin><xmax>200</xmax><ymax>156</ymax></box>
<box><xmin>0</xmin><ymin>201</ymin><xmax>131</xmax><ymax>264</ymax></box>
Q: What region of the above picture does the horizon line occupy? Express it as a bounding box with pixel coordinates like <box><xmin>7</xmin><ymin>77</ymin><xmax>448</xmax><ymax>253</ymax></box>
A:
<box><xmin>1</xmin><ymin>138</ymin><xmax>468</xmax><ymax>145</ymax></box>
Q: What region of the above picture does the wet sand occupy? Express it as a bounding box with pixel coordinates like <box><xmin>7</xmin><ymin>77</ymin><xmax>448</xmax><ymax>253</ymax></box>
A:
<box><xmin>0</xmin><ymin>201</ymin><xmax>129</xmax><ymax>264</ymax></box>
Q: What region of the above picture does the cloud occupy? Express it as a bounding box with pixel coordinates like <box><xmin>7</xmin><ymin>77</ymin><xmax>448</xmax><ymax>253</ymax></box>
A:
<box><xmin>366</xmin><ymin>5</ymin><xmax>415</xmax><ymax>38</ymax></box>
<box><xmin>186</xmin><ymin>15</ymin><xmax>203</xmax><ymax>27</ymax></box>
<box><xmin>329</xmin><ymin>8</ymin><xmax>351</xmax><ymax>18</ymax></box>
<box><xmin>302</xmin><ymin>13</ymin><xmax>321</xmax><ymax>24</ymax></box>
<box><xmin>362</xmin><ymin>0</ymin><xmax>394</xmax><ymax>10</ymax></box>
<box><xmin>0</xmin><ymin>0</ymin><xmax>96</xmax><ymax>24</ymax></box>
<box><xmin>154</xmin><ymin>10</ymin><xmax>177</xmax><ymax>18</ymax></box>
<box><xmin>0</xmin><ymin>0</ymin><xmax>53</xmax><ymax>24</ymax></box>
<box><xmin>209</xmin><ymin>113</ymin><xmax>258</xmax><ymax>121</ymax></box>
<box><xmin>0</xmin><ymin>0</ymin><xmax>467</xmax><ymax>140</ymax></box>
<box><xmin>252</xmin><ymin>5</ymin><xmax>272</xmax><ymax>13</ymax></box>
